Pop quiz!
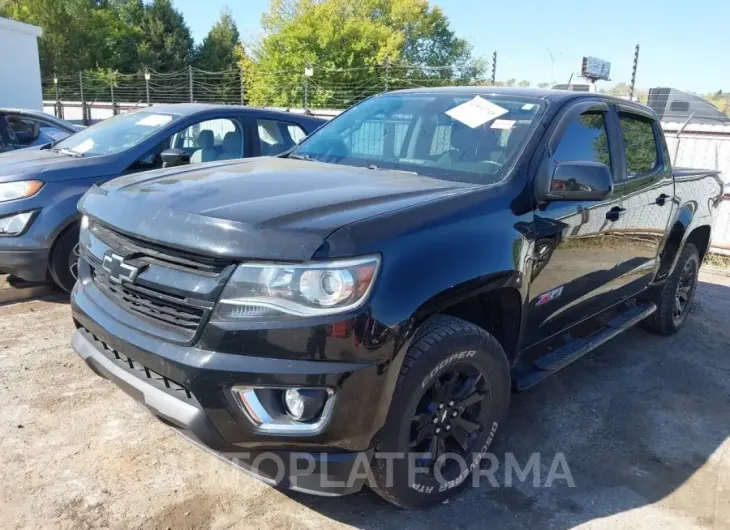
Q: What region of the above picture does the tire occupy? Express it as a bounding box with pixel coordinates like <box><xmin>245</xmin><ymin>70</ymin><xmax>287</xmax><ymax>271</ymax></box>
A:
<box><xmin>642</xmin><ymin>243</ymin><xmax>700</xmax><ymax>335</ymax></box>
<box><xmin>370</xmin><ymin>315</ymin><xmax>511</xmax><ymax>509</ymax></box>
<box><xmin>49</xmin><ymin>224</ymin><xmax>80</xmax><ymax>293</ymax></box>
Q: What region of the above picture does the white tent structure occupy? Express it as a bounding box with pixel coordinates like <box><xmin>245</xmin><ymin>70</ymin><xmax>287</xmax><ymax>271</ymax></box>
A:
<box><xmin>0</xmin><ymin>17</ymin><xmax>43</xmax><ymax>110</ymax></box>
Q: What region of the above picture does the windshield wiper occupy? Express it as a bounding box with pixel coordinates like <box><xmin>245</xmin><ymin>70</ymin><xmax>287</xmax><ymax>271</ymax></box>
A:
<box><xmin>289</xmin><ymin>153</ymin><xmax>314</xmax><ymax>161</ymax></box>
<box><xmin>50</xmin><ymin>147</ymin><xmax>84</xmax><ymax>158</ymax></box>
<box><xmin>367</xmin><ymin>164</ymin><xmax>419</xmax><ymax>175</ymax></box>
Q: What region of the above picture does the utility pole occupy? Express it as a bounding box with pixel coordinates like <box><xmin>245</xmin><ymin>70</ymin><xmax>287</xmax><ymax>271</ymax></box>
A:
<box><xmin>546</xmin><ymin>49</ymin><xmax>555</xmax><ymax>86</ymax></box>
<box><xmin>491</xmin><ymin>51</ymin><xmax>497</xmax><ymax>85</ymax></box>
<box><xmin>189</xmin><ymin>65</ymin><xmax>194</xmax><ymax>103</ymax></box>
<box><xmin>629</xmin><ymin>44</ymin><xmax>640</xmax><ymax>100</ymax></box>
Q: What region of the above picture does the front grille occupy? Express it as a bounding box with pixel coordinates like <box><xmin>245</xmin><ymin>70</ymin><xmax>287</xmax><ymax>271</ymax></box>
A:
<box><xmin>82</xmin><ymin>327</ymin><xmax>193</xmax><ymax>400</ymax></box>
<box><xmin>92</xmin><ymin>223</ymin><xmax>231</xmax><ymax>275</ymax></box>
<box><xmin>92</xmin><ymin>266</ymin><xmax>205</xmax><ymax>332</ymax></box>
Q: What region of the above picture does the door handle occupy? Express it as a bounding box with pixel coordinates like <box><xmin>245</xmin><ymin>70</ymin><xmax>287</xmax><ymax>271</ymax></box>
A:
<box><xmin>655</xmin><ymin>193</ymin><xmax>671</xmax><ymax>206</ymax></box>
<box><xmin>606</xmin><ymin>206</ymin><xmax>626</xmax><ymax>222</ymax></box>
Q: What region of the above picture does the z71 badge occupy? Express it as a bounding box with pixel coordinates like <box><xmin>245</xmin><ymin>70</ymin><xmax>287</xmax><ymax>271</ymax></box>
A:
<box><xmin>536</xmin><ymin>286</ymin><xmax>564</xmax><ymax>306</ymax></box>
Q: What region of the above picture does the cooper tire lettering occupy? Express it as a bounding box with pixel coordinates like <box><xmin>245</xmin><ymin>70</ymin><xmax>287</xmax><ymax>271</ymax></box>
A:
<box><xmin>421</xmin><ymin>350</ymin><xmax>476</xmax><ymax>389</ymax></box>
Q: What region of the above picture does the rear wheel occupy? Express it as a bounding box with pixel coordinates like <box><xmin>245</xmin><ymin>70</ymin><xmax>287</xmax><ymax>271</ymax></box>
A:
<box><xmin>49</xmin><ymin>224</ymin><xmax>80</xmax><ymax>293</ymax></box>
<box><xmin>371</xmin><ymin>315</ymin><xmax>511</xmax><ymax>509</ymax></box>
<box><xmin>643</xmin><ymin>243</ymin><xmax>700</xmax><ymax>335</ymax></box>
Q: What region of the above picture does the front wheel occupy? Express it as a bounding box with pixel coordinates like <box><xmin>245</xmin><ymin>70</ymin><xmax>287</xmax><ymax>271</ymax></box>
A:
<box><xmin>642</xmin><ymin>243</ymin><xmax>700</xmax><ymax>335</ymax></box>
<box><xmin>49</xmin><ymin>225</ymin><xmax>80</xmax><ymax>293</ymax></box>
<box><xmin>371</xmin><ymin>315</ymin><xmax>511</xmax><ymax>509</ymax></box>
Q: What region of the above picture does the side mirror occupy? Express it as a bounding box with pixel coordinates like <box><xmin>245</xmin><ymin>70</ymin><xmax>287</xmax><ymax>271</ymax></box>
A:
<box><xmin>161</xmin><ymin>148</ymin><xmax>190</xmax><ymax>168</ymax></box>
<box><xmin>546</xmin><ymin>161</ymin><xmax>613</xmax><ymax>201</ymax></box>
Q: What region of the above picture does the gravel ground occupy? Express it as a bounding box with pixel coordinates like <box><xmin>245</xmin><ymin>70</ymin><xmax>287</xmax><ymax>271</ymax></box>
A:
<box><xmin>1</xmin><ymin>273</ymin><xmax>728</xmax><ymax>529</ymax></box>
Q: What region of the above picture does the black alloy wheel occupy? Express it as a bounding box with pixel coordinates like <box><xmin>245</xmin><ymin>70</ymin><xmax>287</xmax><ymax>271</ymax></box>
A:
<box><xmin>672</xmin><ymin>257</ymin><xmax>697</xmax><ymax>325</ymax></box>
<box><xmin>410</xmin><ymin>366</ymin><xmax>490</xmax><ymax>475</ymax></box>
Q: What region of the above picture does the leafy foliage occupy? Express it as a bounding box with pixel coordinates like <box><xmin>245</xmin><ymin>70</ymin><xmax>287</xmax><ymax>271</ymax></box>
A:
<box><xmin>1</xmin><ymin>0</ymin><xmax>193</xmax><ymax>75</ymax></box>
<box><xmin>242</xmin><ymin>0</ymin><xmax>487</xmax><ymax>107</ymax></box>
<box><xmin>193</xmin><ymin>8</ymin><xmax>240</xmax><ymax>72</ymax></box>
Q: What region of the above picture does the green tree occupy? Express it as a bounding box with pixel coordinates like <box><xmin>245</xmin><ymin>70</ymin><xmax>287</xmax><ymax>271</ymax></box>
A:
<box><xmin>518</xmin><ymin>80</ymin><xmax>530</xmax><ymax>87</ymax></box>
<box><xmin>244</xmin><ymin>0</ymin><xmax>485</xmax><ymax>108</ymax></box>
<box><xmin>194</xmin><ymin>8</ymin><xmax>240</xmax><ymax>71</ymax></box>
<box><xmin>2</xmin><ymin>0</ymin><xmax>116</xmax><ymax>76</ymax></box>
<box><xmin>137</xmin><ymin>0</ymin><xmax>193</xmax><ymax>72</ymax></box>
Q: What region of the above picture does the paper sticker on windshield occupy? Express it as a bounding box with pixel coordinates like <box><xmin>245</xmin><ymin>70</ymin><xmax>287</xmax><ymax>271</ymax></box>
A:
<box><xmin>522</xmin><ymin>103</ymin><xmax>536</xmax><ymax>110</ymax></box>
<box><xmin>491</xmin><ymin>119</ymin><xmax>515</xmax><ymax>130</ymax></box>
<box><xmin>136</xmin><ymin>114</ymin><xmax>173</xmax><ymax>127</ymax></box>
<box><xmin>72</xmin><ymin>138</ymin><xmax>95</xmax><ymax>154</ymax></box>
<box><xmin>445</xmin><ymin>96</ymin><xmax>509</xmax><ymax>128</ymax></box>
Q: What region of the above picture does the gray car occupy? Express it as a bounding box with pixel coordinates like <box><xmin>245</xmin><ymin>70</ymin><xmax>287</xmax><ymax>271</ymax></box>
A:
<box><xmin>0</xmin><ymin>103</ymin><xmax>325</xmax><ymax>291</ymax></box>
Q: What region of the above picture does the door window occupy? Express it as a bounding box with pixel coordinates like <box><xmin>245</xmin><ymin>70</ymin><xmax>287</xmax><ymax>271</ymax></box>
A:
<box><xmin>618</xmin><ymin>113</ymin><xmax>659</xmax><ymax>177</ymax></box>
<box><xmin>171</xmin><ymin>118</ymin><xmax>244</xmax><ymax>163</ymax></box>
<box><xmin>553</xmin><ymin>111</ymin><xmax>611</xmax><ymax>168</ymax></box>
<box><xmin>128</xmin><ymin>117</ymin><xmax>244</xmax><ymax>172</ymax></box>
<box><xmin>257</xmin><ymin>119</ymin><xmax>306</xmax><ymax>156</ymax></box>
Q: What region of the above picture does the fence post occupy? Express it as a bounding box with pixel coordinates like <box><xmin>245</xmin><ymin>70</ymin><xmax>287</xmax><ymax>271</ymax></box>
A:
<box><xmin>189</xmin><ymin>65</ymin><xmax>194</xmax><ymax>103</ymax></box>
<box><xmin>79</xmin><ymin>71</ymin><xmax>84</xmax><ymax>106</ymax></box>
<box><xmin>144</xmin><ymin>68</ymin><xmax>151</xmax><ymax>105</ymax></box>
<box><xmin>303</xmin><ymin>63</ymin><xmax>311</xmax><ymax>109</ymax></box>
<box><xmin>110</xmin><ymin>72</ymin><xmax>115</xmax><ymax>113</ymax></box>
<box><xmin>384</xmin><ymin>57</ymin><xmax>390</xmax><ymax>92</ymax></box>
<box><xmin>239</xmin><ymin>65</ymin><xmax>245</xmax><ymax>105</ymax></box>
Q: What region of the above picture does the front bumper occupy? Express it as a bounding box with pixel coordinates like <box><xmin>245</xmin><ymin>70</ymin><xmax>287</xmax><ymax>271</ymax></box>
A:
<box><xmin>71</xmin><ymin>282</ymin><xmax>389</xmax><ymax>496</ymax></box>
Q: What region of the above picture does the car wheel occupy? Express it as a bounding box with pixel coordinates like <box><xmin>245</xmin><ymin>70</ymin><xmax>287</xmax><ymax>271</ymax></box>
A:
<box><xmin>642</xmin><ymin>243</ymin><xmax>700</xmax><ymax>335</ymax></box>
<box><xmin>370</xmin><ymin>315</ymin><xmax>511</xmax><ymax>509</ymax></box>
<box><xmin>49</xmin><ymin>224</ymin><xmax>80</xmax><ymax>293</ymax></box>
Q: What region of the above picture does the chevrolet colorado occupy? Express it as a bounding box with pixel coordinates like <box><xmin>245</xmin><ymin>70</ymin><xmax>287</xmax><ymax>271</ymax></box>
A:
<box><xmin>70</xmin><ymin>88</ymin><xmax>724</xmax><ymax>508</ymax></box>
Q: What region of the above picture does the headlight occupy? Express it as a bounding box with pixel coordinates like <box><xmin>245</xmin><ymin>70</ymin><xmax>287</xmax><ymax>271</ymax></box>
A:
<box><xmin>0</xmin><ymin>180</ymin><xmax>44</xmax><ymax>203</ymax></box>
<box><xmin>0</xmin><ymin>211</ymin><xmax>36</xmax><ymax>236</ymax></box>
<box><xmin>213</xmin><ymin>255</ymin><xmax>381</xmax><ymax>320</ymax></box>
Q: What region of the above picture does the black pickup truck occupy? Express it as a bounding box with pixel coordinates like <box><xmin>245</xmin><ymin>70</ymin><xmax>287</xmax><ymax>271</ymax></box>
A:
<box><xmin>70</xmin><ymin>88</ymin><xmax>724</xmax><ymax>509</ymax></box>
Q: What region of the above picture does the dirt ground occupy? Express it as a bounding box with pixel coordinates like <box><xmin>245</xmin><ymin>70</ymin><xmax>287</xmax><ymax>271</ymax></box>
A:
<box><xmin>0</xmin><ymin>273</ymin><xmax>728</xmax><ymax>529</ymax></box>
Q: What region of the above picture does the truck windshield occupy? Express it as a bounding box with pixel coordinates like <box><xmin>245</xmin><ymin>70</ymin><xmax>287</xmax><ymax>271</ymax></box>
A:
<box><xmin>290</xmin><ymin>92</ymin><xmax>543</xmax><ymax>184</ymax></box>
<box><xmin>53</xmin><ymin>110</ymin><xmax>177</xmax><ymax>157</ymax></box>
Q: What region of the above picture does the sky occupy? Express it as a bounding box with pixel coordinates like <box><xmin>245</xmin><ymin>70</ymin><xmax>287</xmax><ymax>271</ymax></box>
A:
<box><xmin>175</xmin><ymin>0</ymin><xmax>730</xmax><ymax>94</ymax></box>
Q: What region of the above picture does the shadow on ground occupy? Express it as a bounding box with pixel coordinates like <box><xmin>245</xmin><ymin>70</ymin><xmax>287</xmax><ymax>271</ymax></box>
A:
<box><xmin>280</xmin><ymin>278</ymin><xmax>730</xmax><ymax>528</ymax></box>
<box><xmin>0</xmin><ymin>275</ymin><xmax>68</xmax><ymax>306</ymax></box>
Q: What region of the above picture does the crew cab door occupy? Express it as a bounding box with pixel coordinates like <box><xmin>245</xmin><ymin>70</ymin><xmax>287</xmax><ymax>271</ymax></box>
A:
<box><xmin>609</xmin><ymin>105</ymin><xmax>675</xmax><ymax>290</ymax></box>
<box><xmin>524</xmin><ymin>100</ymin><xmax>626</xmax><ymax>346</ymax></box>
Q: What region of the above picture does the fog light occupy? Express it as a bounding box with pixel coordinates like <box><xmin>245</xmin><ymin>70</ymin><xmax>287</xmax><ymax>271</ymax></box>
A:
<box><xmin>0</xmin><ymin>211</ymin><xmax>35</xmax><ymax>236</ymax></box>
<box><xmin>283</xmin><ymin>388</ymin><xmax>327</xmax><ymax>421</ymax></box>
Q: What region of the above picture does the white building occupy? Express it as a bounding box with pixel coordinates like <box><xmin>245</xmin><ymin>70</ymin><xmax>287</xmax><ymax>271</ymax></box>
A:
<box><xmin>0</xmin><ymin>17</ymin><xmax>43</xmax><ymax>110</ymax></box>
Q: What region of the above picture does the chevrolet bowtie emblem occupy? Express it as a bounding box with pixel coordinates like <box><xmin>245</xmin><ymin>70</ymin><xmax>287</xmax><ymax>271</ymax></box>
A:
<box><xmin>101</xmin><ymin>253</ymin><xmax>141</xmax><ymax>284</ymax></box>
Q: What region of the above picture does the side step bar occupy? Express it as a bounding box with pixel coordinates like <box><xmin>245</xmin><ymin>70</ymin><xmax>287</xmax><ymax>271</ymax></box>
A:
<box><xmin>514</xmin><ymin>302</ymin><xmax>657</xmax><ymax>391</ymax></box>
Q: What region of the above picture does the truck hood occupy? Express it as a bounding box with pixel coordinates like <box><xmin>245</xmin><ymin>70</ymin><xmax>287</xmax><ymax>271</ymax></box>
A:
<box><xmin>0</xmin><ymin>148</ymin><xmax>111</xmax><ymax>183</ymax></box>
<box><xmin>79</xmin><ymin>157</ymin><xmax>472</xmax><ymax>261</ymax></box>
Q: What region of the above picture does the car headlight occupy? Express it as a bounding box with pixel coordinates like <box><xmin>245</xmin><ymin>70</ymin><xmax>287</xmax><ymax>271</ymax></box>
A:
<box><xmin>0</xmin><ymin>180</ymin><xmax>44</xmax><ymax>203</ymax></box>
<box><xmin>0</xmin><ymin>211</ymin><xmax>36</xmax><ymax>236</ymax></box>
<box><xmin>213</xmin><ymin>255</ymin><xmax>381</xmax><ymax>320</ymax></box>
